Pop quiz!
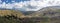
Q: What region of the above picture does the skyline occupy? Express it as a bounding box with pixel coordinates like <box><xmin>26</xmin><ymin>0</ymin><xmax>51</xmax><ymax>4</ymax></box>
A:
<box><xmin>0</xmin><ymin>0</ymin><xmax>60</xmax><ymax>11</ymax></box>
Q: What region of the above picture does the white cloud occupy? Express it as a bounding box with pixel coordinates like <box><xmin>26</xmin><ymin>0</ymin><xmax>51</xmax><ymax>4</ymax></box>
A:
<box><xmin>0</xmin><ymin>0</ymin><xmax>60</xmax><ymax>11</ymax></box>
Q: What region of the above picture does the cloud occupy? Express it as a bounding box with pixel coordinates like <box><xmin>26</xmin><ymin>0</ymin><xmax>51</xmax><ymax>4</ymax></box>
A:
<box><xmin>0</xmin><ymin>0</ymin><xmax>60</xmax><ymax>11</ymax></box>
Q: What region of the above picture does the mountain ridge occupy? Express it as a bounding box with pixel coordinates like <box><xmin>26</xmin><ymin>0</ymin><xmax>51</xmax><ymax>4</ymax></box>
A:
<box><xmin>28</xmin><ymin>6</ymin><xmax>60</xmax><ymax>18</ymax></box>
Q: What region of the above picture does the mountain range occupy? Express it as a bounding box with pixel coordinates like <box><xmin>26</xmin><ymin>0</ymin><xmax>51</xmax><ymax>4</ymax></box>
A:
<box><xmin>28</xmin><ymin>6</ymin><xmax>60</xmax><ymax>17</ymax></box>
<box><xmin>0</xmin><ymin>6</ymin><xmax>60</xmax><ymax>23</ymax></box>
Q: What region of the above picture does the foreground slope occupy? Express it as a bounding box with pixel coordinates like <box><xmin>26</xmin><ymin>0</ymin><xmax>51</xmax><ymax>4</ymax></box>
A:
<box><xmin>0</xmin><ymin>10</ymin><xmax>24</xmax><ymax>18</ymax></box>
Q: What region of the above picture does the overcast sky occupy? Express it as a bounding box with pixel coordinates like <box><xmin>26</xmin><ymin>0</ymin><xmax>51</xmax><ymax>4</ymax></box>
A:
<box><xmin>0</xmin><ymin>0</ymin><xmax>60</xmax><ymax>11</ymax></box>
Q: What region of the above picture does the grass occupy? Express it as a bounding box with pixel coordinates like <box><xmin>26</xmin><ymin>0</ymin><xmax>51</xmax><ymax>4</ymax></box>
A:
<box><xmin>0</xmin><ymin>16</ymin><xmax>22</xmax><ymax>23</ymax></box>
<box><xmin>0</xmin><ymin>10</ymin><xmax>24</xmax><ymax>23</ymax></box>
<box><xmin>0</xmin><ymin>10</ymin><xmax>24</xmax><ymax>18</ymax></box>
<box><xmin>0</xmin><ymin>15</ymin><xmax>51</xmax><ymax>23</ymax></box>
<box><xmin>40</xmin><ymin>16</ymin><xmax>50</xmax><ymax>23</ymax></box>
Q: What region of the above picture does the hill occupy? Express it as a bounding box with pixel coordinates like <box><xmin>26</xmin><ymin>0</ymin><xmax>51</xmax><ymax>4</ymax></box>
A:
<box><xmin>29</xmin><ymin>6</ymin><xmax>60</xmax><ymax>17</ymax></box>
<box><xmin>0</xmin><ymin>10</ymin><xmax>24</xmax><ymax>18</ymax></box>
<box><xmin>26</xmin><ymin>6</ymin><xmax>60</xmax><ymax>23</ymax></box>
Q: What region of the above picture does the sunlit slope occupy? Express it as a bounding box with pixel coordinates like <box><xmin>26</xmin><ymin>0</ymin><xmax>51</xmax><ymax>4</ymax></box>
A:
<box><xmin>0</xmin><ymin>10</ymin><xmax>24</xmax><ymax>18</ymax></box>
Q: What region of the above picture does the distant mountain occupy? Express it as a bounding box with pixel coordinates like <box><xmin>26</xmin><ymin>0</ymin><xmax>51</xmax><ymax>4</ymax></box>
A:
<box><xmin>0</xmin><ymin>8</ymin><xmax>34</xmax><ymax>15</ymax></box>
<box><xmin>29</xmin><ymin>6</ymin><xmax>60</xmax><ymax>17</ymax></box>
<box><xmin>22</xmin><ymin>11</ymin><xmax>36</xmax><ymax>15</ymax></box>
<box><xmin>0</xmin><ymin>8</ymin><xmax>12</xmax><ymax>10</ymax></box>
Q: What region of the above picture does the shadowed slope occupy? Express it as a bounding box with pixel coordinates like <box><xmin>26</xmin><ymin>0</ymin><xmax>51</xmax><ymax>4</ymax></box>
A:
<box><xmin>29</xmin><ymin>6</ymin><xmax>60</xmax><ymax>17</ymax></box>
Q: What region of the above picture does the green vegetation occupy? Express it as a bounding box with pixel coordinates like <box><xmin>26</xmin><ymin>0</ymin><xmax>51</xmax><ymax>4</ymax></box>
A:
<box><xmin>0</xmin><ymin>10</ymin><xmax>24</xmax><ymax>23</ymax></box>
<box><xmin>0</xmin><ymin>9</ymin><xmax>60</xmax><ymax>23</ymax></box>
<box><xmin>0</xmin><ymin>16</ymin><xmax>21</xmax><ymax>23</ymax></box>
<box><xmin>40</xmin><ymin>16</ymin><xmax>50</xmax><ymax>23</ymax></box>
<box><xmin>0</xmin><ymin>15</ymin><xmax>36</xmax><ymax>23</ymax></box>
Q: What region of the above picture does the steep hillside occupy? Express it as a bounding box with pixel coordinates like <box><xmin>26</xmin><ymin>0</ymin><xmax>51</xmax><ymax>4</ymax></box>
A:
<box><xmin>25</xmin><ymin>6</ymin><xmax>60</xmax><ymax>23</ymax></box>
<box><xmin>0</xmin><ymin>10</ymin><xmax>24</xmax><ymax>18</ymax></box>
<box><xmin>29</xmin><ymin>6</ymin><xmax>60</xmax><ymax>17</ymax></box>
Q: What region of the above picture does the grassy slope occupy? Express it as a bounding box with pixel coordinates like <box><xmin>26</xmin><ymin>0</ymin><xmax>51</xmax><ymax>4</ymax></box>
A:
<box><xmin>0</xmin><ymin>10</ymin><xmax>24</xmax><ymax>18</ymax></box>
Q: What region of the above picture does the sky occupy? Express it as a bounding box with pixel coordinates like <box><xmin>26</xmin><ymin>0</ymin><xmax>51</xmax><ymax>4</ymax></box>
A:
<box><xmin>0</xmin><ymin>0</ymin><xmax>60</xmax><ymax>11</ymax></box>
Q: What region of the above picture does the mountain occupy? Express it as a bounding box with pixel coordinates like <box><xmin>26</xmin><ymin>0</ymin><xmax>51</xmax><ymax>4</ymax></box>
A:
<box><xmin>1</xmin><ymin>6</ymin><xmax>60</xmax><ymax>23</ymax></box>
<box><xmin>23</xmin><ymin>6</ymin><xmax>60</xmax><ymax>23</ymax></box>
<box><xmin>22</xmin><ymin>11</ymin><xmax>36</xmax><ymax>15</ymax></box>
<box><xmin>29</xmin><ymin>6</ymin><xmax>60</xmax><ymax>17</ymax></box>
